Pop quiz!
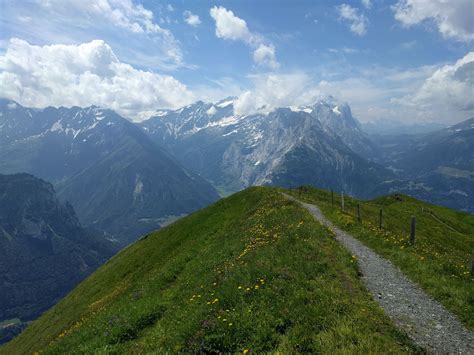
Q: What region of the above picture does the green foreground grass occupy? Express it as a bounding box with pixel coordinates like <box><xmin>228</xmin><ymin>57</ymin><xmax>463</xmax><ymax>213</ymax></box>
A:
<box><xmin>283</xmin><ymin>187</ymin><xmax>474</xmax><ymax>331</ymax></box>
<box><xmin>2</xmin><ymin>187</ymin><xmax>419</xmax><ymax>354</ymax></box>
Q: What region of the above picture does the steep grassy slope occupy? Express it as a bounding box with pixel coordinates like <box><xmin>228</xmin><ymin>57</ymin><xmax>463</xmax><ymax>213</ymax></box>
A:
<box><xmin>2</xmin><ymin>187</ymin><xmax>419</xmax><ymax>354</ymax></box>
<box><xmin>285</xmin><ymin>187</ymin><xmax>474</xmax><ymax>330</ymax></box>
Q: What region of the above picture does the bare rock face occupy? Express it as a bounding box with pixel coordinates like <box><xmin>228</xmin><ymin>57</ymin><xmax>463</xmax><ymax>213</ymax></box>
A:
<box><xmin>141</xmin><ymin>99</ymin><xmax>390</xmax><ymax>197</ymax></box>
<box><xmin>0</xmin><ymin>173</ymin><xmax>114</xmax><ymax>343</ymax></box>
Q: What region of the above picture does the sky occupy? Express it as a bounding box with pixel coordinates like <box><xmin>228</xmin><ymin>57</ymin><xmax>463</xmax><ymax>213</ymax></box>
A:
<box><xmin>0</xmin><ymin>0</ymin><xmax>473</xmax><ymax>124</ymax></box>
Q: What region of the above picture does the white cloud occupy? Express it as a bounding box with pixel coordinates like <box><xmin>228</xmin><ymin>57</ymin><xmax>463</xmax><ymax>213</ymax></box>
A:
<box><xmin>397</xmin><ymin>52</ymin><xmax>474</xmax><ymax>117</ymax></box>
<box><xmin>233</xmin><ymin>54</ymin><xmax>473</xmax><ymax>124</ymax></box>
<box><xmin>2</xmin><ymin>0</ymin><xmax>184</xmax><ymax>70</ymax></box>
<box><xmin>392</xmin><ymin>0</ymin><xmax>474</xmax><ymax>42</ymax></box>
<box><xmin>40</xmin><ymin>0</ymin><xmax>167</xmax><ymax>36</ymax></box>
<box><xmin>210</xmin><ymin>6</ymin><xmax>252</xmax><ymax>42</ymax></box>
<box><xmin>209</xmin><ymin>6</ymin><xmax>279</xmax><ymax>69</ymax></box>
<box><xmin>361</xmin><ymin>0</ymin><xmax>372</xmax><ymax>9</ymax></box>
<box><xmin>0</xmin><ymin>39</ymin><xmax>194</xmax><ymax>121</ymax></box>
<box><xmin>337</xmin><ymin>4</ymin><xmax>368</xmax><ymax>36</ymax></box>
<box><xmin>232</xmin><ymin>70</ymin><xmax>415</xmax><ymax>119</ymax></box>
<box><xmin>317</xmin><ymin>54</ymin><xmax>474</xmax><ymax>124</ymax></box>
<box><xmin>183</xmin><ymin>11</ymin><xmax>201</xmax><ymax>27</ymax></box>
<box><xmin>253</xmin><ymin>44</ymin><xmax>279</xmax><ymax>69</ymax></box>
<box><xmin>234</xmin><ymin>73</ymin><xmax>321</xmax><ymax>115</ymax></box>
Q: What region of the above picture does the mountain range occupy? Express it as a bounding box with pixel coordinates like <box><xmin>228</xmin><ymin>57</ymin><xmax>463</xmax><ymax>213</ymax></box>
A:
<box><xmin>0</xmin><ymin>96</ymin><xmax>472</xmax><ymax>250</ymax></box>
<box><xmin>139</xmin><ymin>98</ymin><xmax>473</xmax><ymax>212</ymax></box>
<box><xmin>0</xmin><ymin>99</ymin><xmax>219</xmax><ymax>245</ymax></box>
<box><xmin>140</xmin><ymin>98</ymin><xmax>388</xmax><ymax>197</ymax></box>
<box><xmin>0</xmin><ymin>96</ymin><xmax>472</xmax><ymax>345</ymax></box>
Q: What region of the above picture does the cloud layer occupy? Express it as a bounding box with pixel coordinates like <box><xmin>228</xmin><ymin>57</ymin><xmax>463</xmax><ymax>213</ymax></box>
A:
<box><xmin>232</xmin><ymin>51</ymin><xmax>474</xmax><ymax>124</ymax></box>
<box><xmin>0</xmin><ymin>39</ymin><xmax>194</xmax><ymax>121</ymax></box>
<box><xmin>2</xmin><ymin>0</ymin><xmax>185</xmax><ymax>70</ymax></box>
<box><xmin>234</xmin><ymin>73</ymin><xmax>320</xmax><ymax>115</ymax></box>
<box><xmin>398</xmin><ymin>52</ymin><xmax>474</xmax><ymax>117</ymax></box>
<box><xmin>393</xmin><ymin>0</ymin><xmax>474</xmax><ymax>42</ymax></box>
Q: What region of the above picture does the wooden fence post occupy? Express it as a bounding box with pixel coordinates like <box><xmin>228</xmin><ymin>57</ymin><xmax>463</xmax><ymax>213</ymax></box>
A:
<box><xmin>341</xmin><ymin>191</ymin><xmax>345</xmax><ymax>212</ymax></box>
<box><xmin>379</xmin><ymin>209</ymin><xmax>383</xmax><ymax>229</ymax></box>
<box><xmin>471</xmin><ymin>252</ymin><xmax>474</xmax><ymax>276</ymax></box>
<box><xmin>410</xmin><ymin>216</ymin><xmax>416</xmax><ymax>244</ymax></box>
<box><xmin>357</xmin><ymin>204</ymin><xmax>361</xmax><ymax>222</ymax></box>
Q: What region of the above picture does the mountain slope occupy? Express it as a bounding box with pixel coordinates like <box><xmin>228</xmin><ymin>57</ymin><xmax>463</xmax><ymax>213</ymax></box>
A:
<box><xmin>270</xmin><ymin>140</ymin><xmax>389</xmax><ymax>197</ymax></box>
<box><xmin>0</xmin><ymin>100</ymin><xmax>219</xmax><ymax>244</ymax></box>
<box><xmin>57</xmin><ymin>129</ymin><xmax>220</xmax><ymax>245</ymax></box>
<box><xmin>372</xmin><ymin>117</ymin><xmax>474</xmax><ymax>212</ymax></box>
<box><xmin>141</xmin><ymin>100</ymin><xmax>390</xmax><ymax>197</ymax></box>
<box><xmin>0</xmin><ymin>173</ymin><xmax>114</xmax><ymax>343</ymax></box>
<box><xmin>2</xmin><ymin>187</ymin><xmax>418</xmax><ymax>353</ymax></box>
<box><xmin>395</xmin><ymin>117</ymin><xmax>474</xmax><ymax>175</ymax></box>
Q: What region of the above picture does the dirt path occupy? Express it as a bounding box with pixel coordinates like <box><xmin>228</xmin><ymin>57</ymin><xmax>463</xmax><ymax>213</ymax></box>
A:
<box><xmin>283</xmin><ymin>193</ymin><xmax>474</xmax><ymax>354</ymax></box>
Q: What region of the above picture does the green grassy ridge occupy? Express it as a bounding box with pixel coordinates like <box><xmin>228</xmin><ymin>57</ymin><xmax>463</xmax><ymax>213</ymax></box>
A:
<box><xmin>2</xmin><ymin>187</ymin><xmax>420</xmax><ymax>354</ymax></box>
<box><xmin>284</xmin><ymin>187</ymin><xmax>474</xmax><ymax>330</ymax></box>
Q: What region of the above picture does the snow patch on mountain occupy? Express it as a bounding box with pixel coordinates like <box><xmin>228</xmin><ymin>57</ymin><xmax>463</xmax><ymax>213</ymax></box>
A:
<box><xmin>289</xmin><ymin>106</ymin><xmax>313</xmax><ymax>114</ymax></box>
<box><xmin>133</xmin><ymin>175</ymin><xmax>144</xmax><ymax>202</ymax></box>
<box><xmin>50</xmin><ymin>120</ymin><xmax>63</xmax><ymax>132</ymax></box>
<box><xmin>217</xmin><ymin>99</ymin><xmax>234</xmax><ymax>108</ymax></box>
<box><xmin>206</xmin><ymin>106</ymin><xmax>217</xmax><ymax>115</ymax></box>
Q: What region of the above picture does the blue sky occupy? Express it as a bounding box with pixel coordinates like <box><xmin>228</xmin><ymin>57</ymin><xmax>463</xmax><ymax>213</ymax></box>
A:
<box><xmin>0</xmin><ymin>0</ymin><xmax>473</xmax><ymax>123</ymax></box>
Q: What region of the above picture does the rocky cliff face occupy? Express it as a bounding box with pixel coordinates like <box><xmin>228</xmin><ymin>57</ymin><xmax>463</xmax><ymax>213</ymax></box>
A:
<box><xmin>0</xmin><ymin>173</ymin><xmax>115</xmax><ymax>343</ymax></box>
<box><xmin>141</xmin><ymin>99</ymin><xmax>390</xmax><ymax>197</ymax></box>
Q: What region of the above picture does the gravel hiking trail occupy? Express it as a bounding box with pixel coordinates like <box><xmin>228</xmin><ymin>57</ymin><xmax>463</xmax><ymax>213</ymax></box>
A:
<box><xmin>283</xmin><ymin>193</ymin><xmax>474</xmax><ymax>354</ymax></box>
